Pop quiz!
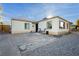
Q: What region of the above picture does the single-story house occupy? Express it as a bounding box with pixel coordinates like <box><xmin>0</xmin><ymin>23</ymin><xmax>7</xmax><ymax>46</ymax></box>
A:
<box><xmin>11</xmin><ymin>19</ymin><xmax>36</xmax><ymax>34</ymax></box>
<box><xmin>0</xmin><ymin>16</ymin><xmax>71</xmax><ymax>35</ymax></box>
<box><xmin>38</xmin><ymin>16</ymin><xmax>71</xmax><ymax>35</ymax></box>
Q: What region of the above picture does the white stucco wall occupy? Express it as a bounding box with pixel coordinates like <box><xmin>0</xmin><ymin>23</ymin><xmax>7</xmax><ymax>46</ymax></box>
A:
<box><xmin>11</xmin><ymin>20</ymin><xmax>36</xmax><ymax>34</ymax></box>
<box><xmin>58</xmin><ymin>18</ymin><xmax>70</xmax><ymax>33</ymax></box>
<box><xmin>51</xmin><ymin>18</ymin><xmax>59</xmax><ymax>32</ymax></box>
<box><xmin>38</xmin><ymin>17</ymin><xmax>70</xmax><ymax>34</ymax></box>
<box><xmin>38</xmin><ymin>21</ymin><xmax>46</xmax><ymax>31</ymax></box>
<box><xmin>32</xmin><ymin>23</ymin><xmax>36</xmax><ymax>32</ymax></box>
<box><xmin>38</xmin><ymin>18</ymin><xmax>59</xmax><ymax>32</ymax></box>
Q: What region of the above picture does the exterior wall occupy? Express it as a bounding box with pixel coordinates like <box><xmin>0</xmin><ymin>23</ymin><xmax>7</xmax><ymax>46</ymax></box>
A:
<box><xmin>31</xmin><ymin>23</ymin><xmax>36</xmax><ymax>32</ymax></box>
<box><xmin>58</xmin><ymin>19</ymin><xmax>70</xmax><ymax>35</ymax></box>
<box><xmin>11</xmin><ymin>20</ymin><xmax>36</xmax><ymax>34</ymax></box>
<box><xmin>38</xmin><ymin>18</ymin><xmax>59</xmax><ymax>35</ymax></box>
<box><xmin>47</xmin><ymin>18</ymin><xmax>59</xmax><ymax>35</ymax></box>
<box><xmin>38</xmin><ymin>18</ymin><xmax>70</xmax><ymax>35</ymax></box>
<box><xmin>38</xmin><ymin>18</ymin><xmax>59</xmax><ymax>32</ymax></box>
<box><xmin>38</xmin><ymin>21</ymin><xmax>46</xmax><ymax>31</ymax></box>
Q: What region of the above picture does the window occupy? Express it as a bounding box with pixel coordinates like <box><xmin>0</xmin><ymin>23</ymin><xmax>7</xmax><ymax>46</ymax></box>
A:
<box><xmin>32</xmin><ymin>24</ymin><xmax>35</xmax><ymax>27</ymax></box>
<box><xmin>47</xmin><ymin>21</ymin><xmax>52</xmax><ymax>29</ymax></box>
<box><xmin>59</xmin><ymin>21</ymin><xmax>65</xmax><ymax>29</ymax></box>
<box><xmin>25</xmin><ymin>23</ymin><xmax>30</xmax><ymax>29</ymax></box>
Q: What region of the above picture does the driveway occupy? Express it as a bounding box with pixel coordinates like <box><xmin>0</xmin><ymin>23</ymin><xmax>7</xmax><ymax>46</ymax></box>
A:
<box><xmin>0</xmin><ymin>32</ymin><xmax>79</xmax><ymax>56</ymax></box>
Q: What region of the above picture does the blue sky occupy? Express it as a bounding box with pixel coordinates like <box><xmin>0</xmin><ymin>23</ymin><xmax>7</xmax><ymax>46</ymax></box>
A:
<box><xmin>1</xmin><ymin>3</ymin><xmax>79</xmax><ymax>23</ymax></box>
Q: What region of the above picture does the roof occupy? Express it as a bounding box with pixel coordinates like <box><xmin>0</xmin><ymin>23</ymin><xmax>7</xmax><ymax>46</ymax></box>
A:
<box><xmin>38</xmin><ymin>16</ymin><xmax>71</xmax><ymax>23</ymax></box>
<box><xmin>11</xmin><ymin>19</ymin><xmax>37</xmax><ymax>23</ymax></box>
<box><xmin>11</xmin><ymin>16</ymin><xmax>72</xmax><ymax>24</ymax></box>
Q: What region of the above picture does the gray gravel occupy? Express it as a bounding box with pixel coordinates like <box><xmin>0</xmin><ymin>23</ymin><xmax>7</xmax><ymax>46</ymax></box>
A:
<box><xmin>0</xmin><ymin>32</ymin><xmax>79</xmax><ymax>56</ymax></box>
<box><xmin>22</xmin><ymin>32</ymin><xmax>79</xmax><ymax>56</ymax></box>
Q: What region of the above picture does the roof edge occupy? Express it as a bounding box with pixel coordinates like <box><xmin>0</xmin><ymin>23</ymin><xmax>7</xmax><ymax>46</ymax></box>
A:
<box><xmin>37</xmin><ymin>16</ymin><xmax>72</xmax><ymax>23</ymax></box>
<box><xmin>11</xmin><ymin>19</ymin><xmax>37</xmax><ymax>23</ymax></box>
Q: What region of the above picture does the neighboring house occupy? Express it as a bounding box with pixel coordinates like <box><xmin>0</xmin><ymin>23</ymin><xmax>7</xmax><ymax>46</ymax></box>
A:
<box><xmin>11</xmin><ymin>19</ymin><xmax>36</xmax><ymax>34</ymax></box>
<box><xmin>38</xmin><ymin>16</ymin><xmax>71</xmax><ymax>35</ymax></box>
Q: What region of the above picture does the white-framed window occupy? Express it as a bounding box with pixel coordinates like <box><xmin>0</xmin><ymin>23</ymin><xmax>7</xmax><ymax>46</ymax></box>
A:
<box><xmin>59</xmin><ymin>21</ymin><xmax>65</xmax><ymax>29</ymax></box>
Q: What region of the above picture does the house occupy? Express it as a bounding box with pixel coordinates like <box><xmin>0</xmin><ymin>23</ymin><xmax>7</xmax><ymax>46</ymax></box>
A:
<box><xmin>38</xmin><ymin>16</ymin><xmax>71</xmax><ymax>35</ymax></box>
<box><xmin>11</xmin><ymin>19</ymin><xmax>36</xmax><ymax>34</ymax></box>
<box><xmin>0</xmin><ymin>16</ymin><xmax>71</xmax><ymax>35</ymax></box>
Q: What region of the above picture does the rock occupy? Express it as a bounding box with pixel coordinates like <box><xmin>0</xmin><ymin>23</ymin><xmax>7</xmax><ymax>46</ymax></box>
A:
<box><xmin>18</xmin><ymin>45</ymin><xmax>26</xmax><ymax>51</ymax></box>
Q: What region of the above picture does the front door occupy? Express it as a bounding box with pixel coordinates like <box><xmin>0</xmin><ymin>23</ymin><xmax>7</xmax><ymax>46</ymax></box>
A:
<box><xmin>36</xmin><ymin>23</ymin><xmax>38</xmax><ymax>32</ymax></box>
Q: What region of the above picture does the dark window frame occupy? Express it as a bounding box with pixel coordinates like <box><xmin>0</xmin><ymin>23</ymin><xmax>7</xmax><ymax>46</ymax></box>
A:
<box><xmin>24</xmin><ymin>23</ymin><xmax>30</xmax><ymax>29</ymax></box>
<box><xmin>47</xmin><ymin>21</ymin><xmax>52</xmax><ymax>29</ymax></box>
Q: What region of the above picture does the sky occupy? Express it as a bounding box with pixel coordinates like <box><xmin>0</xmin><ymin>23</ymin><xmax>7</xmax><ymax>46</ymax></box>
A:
<box><xmin>0</xmin><ymin>3</ymin><xmax>79</xmax><ymax>24</ymax></box>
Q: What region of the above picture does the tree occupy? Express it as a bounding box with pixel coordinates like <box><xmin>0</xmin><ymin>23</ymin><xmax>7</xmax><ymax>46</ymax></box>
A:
<box><xmin>76</xmin><ymin>19</ymin><xmax>79</xmax><ymax>26</ymax></box>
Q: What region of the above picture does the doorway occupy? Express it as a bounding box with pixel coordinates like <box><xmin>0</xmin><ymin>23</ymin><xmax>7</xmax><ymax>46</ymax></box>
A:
<box><xmin>36</xmin><ymin>23</ymin><xmax>38</xmax><ymax>32</ymax></box>
<box><xmin>46</xmin><ymin>31</ymin><xmax>49</xmax><ymax>34</ymax></box>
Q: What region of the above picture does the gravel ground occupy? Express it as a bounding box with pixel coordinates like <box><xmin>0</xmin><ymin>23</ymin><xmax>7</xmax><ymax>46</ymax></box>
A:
<box><xmin>0</xmin><ymin>33</ymin><xmax>21</xmax><ymax>56</ymax></box>
<box><xmin>10</xmin><ymin>33</ymin><xmax>57</xmax><ymax>54</ymax></box>
<box><xmin>22</xmin><ymin>32</ymin><xmax>79</xmax><ymax>56</ymax></box>
<box><xmin>0</xmin><ymin>32</ymin><xmax>79</xmax><ymax>56</ymax></box>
